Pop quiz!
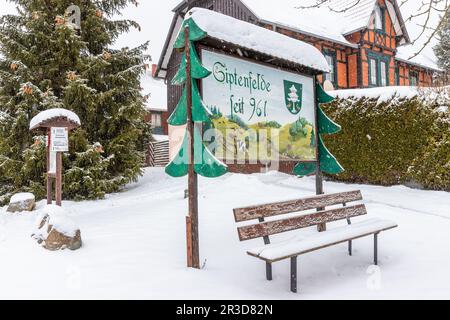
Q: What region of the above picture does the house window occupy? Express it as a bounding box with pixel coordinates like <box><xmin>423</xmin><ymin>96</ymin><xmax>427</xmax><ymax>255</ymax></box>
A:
<box><xmin>373</xmin><ymin>5</ymin><xmax>386</xmax><ymax>32</ymax></box>
<box><xmin>323</xmin><ymin>51</ymin><xmax>337</xmax><ymax>86</ymax></box>
<box><xmin>395</xmin><ymin>65</ymin><xmax>400</xmax><ymax>85</ymax></box>
<box><xmin>380</xmin><ymin>61</ymin><xmax>388</xmax><ymax>86</ymax></box>
<box><xmin>368</xmin><ymin>52</ymin><xmax>390</xmax><ymax>87</ymax></box>
<box><xmin>369</xmin><ymin>58</ymin><xmax>378</xmax><ymax>86</ymax></box>
<box><xmin>409</xmin><ymin>71</ymin><xmax>419</xmax><ymax>86</ymax></box>
<box><xmin>151</xmin><ymin>113</ymin><xmax>162</xmax><ymax>128</ymax></box>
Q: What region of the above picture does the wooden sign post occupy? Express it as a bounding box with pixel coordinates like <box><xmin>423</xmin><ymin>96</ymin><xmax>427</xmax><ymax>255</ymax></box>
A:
<box><xmin>30</xmin><ymin>110</ymin><xmax>81</xmax><ymax>207</ymax></box>
<box><xmin>165</xmin><ymin>19</ymin><xmax>229</xmax><ymax>269</ymax></box>
<box><xmin>49</xmin><ymin>127</ymin><xmax>69</xmax><ymax>206</ymax></box>
<box><xmin>185</xmin><ymin>26</ymin><xmax>200</xmax><ymax>269</ymax></box>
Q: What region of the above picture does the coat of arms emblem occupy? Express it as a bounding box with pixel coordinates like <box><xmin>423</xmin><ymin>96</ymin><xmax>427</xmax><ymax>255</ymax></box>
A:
<box><xmin>284</xmin><ymin>80</ymin><xmax>303</xmax><ymax>115</ymax></box>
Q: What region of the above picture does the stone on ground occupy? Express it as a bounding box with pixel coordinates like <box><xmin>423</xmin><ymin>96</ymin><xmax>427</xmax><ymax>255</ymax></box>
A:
<box><xmin>7</xmin><ymin>193</ymin><xmax>35</xmax><ymax>213</ymax></box>
<box><xmin>32</xmin><ymin>205</ymin><xmax>82</xmax><ymax>251</ymax></box>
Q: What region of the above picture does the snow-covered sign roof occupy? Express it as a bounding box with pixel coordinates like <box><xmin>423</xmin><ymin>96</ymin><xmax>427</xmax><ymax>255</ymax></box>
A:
<box><xmin>29</xmin><ymin>108</ymin><xmax>81</xmax><ymax>130</ymax></box>
<box><xmin>184</xmin><ymin>8</ymin><xmax>330</xmax><ymax>73</ymax></box>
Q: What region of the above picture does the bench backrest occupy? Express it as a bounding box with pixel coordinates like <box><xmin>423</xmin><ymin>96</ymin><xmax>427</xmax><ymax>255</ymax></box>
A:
<box><xmin>234</xmin><ymin>190</ymin><xmax>366</xmax><ymax>241</ymax></box>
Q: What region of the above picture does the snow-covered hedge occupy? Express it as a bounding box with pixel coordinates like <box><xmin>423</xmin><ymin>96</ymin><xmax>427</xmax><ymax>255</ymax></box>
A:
<box><xmin>323</xmin><ymin>87</ymin><xmax>449</xmax><ymax>191</ymax></box>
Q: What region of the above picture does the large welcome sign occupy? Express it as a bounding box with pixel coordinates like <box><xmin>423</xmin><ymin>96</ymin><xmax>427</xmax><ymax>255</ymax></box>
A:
<box><xmin>201</xmin><ymin>49</ymin><xmax>317</xmax><ymax>162</ymax></box>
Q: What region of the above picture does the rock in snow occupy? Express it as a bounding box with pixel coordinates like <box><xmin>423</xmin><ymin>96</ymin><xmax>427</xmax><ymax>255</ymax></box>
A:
<box><xmin>7</xmin><ymin>193</ymin><xmax>35</xmax><ymax>213</ymax></box>
<box><xmin>32</xmin><ymin>205</ymin><xmax>82</xmax><ymax>251</ymax></box>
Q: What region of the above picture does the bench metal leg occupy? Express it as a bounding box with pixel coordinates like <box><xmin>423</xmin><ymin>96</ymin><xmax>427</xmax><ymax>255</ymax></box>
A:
<box><xmin>374</xmin><ymin>233</ymin><xmax>378</xmax><ymax>266</ymax></box>
<box><xmin>346</xmin><ymin>217</ymin><xmax>352</xmax><ymax>256</ymax></box>
<box><xmin>290</xmin><ymin>257</ymin><xmax>297</xmax><ymax>293</ymax></box>
<box><xmin>266</xmin><ymin>262</ymin><xmax>272</xmax><ymax>281</ymax></box>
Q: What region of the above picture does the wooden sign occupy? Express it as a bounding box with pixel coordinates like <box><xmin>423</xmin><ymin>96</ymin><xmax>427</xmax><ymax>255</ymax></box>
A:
<box><xmin>201</xmin><ymin>49</ymin><xmax>318</xmax><ymax>162</ymax></box>
<box><xmin>29</xmin><ymin>110</ymin><xmax>80</xmax><ymax>207</ymax></box>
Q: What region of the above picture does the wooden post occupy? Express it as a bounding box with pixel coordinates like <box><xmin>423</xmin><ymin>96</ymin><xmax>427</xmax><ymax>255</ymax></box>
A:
<box><xmin>313</xmin><ymin>78</ymin><xmax>326</xmax><ymax>232</ymax></box>
<box><xmin>316</xmin><ymin>165</ymin><xmax>326</xmax><ymax>232</ymax></box>
<box><xmin>186</xmin><ymin>216</ymin><xmax>193</xmax><ymax>267</ymax></box>
<box><xmin>55</xmin><ymin>151</ymin><xmax>62</xmax><ymax>206</ymax></box>
<box><xmin>46</xmin><ymin>129</ymin><xmax>52</xmax><ymax>205</ymax></box>
<box><xmin>185</xmin><ymin>26</ymin><xmax>200</xmax><ymax>269</ymax></box>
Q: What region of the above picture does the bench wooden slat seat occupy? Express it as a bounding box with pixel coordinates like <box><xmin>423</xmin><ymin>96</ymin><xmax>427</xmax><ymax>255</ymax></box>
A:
<box><xmin>233</xmin><ymin>190</ymin><xmax>398</xmax><ymax>293</ymax></box>
<box><xmin>237</xmin><ymin>204</ymin><xmax>367</xmax><ymax>241</ymax></box>
<box><xmin>247</xmin><ymin>218</ymin><xmax>397</xmax><ymax>263</ymax></box>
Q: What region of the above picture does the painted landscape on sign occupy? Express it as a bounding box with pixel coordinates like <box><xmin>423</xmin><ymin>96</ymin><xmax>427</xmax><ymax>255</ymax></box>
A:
<box><xmin>201</xmin><ymin>50</ymin><xmax>317</xmax><ymax>162</ymax></box>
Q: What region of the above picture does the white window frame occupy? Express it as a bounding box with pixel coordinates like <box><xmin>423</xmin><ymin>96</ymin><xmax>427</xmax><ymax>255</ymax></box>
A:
<box><xmin>151</xmin><ymin>113</ymin><xmax>162</xmax><ymax>128</ymax></box>
<box><xmin>370</xmin><ymin>58</ymin><xmax>378</xmax><ymax>86</ymax></box>
<box><xmin>380</xmin><ymin>61</ymin><xmax>387</xmax><ymax>86</ymax></box>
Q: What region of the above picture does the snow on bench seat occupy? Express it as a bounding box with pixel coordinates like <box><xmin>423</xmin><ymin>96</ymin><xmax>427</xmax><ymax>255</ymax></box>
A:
<box><xmin>248</xmin><ymin>218</ymin><xmax>398</xmax><ymax>262</ymax></box>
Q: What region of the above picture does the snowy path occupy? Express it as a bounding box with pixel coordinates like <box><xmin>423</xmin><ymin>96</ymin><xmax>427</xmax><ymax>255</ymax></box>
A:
<box><xmin>0</xmin><ymin>168</ymin><xmax>449</xmax><ymax>300</ymax></box>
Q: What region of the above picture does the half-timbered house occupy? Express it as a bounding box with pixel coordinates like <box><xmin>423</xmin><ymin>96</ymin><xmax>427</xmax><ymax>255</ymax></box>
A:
<box><xmin>155</xmin><ymin>0</ymin><xmax>440</xmax><ymax>124</ymax></box>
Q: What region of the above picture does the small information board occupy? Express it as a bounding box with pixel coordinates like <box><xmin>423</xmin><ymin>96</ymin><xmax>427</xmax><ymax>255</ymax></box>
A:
<box><xmin>50</xmin><ymin>127</ymin><xmax>69</xmax><ymax>152</ymax></box>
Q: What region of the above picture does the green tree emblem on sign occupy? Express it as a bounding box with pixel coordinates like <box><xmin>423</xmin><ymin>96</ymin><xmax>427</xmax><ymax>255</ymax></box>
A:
<box><xmin>284</xmin><ymin>80</ymin><xmax>303</xmax><ymax>115</ymax></box>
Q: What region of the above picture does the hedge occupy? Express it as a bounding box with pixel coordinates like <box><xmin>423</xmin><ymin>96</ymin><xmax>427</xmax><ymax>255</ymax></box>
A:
<box><xmin>322</xmin><ymin>89</ymin><xmax>449</xmax><ymax>191</ymax></box>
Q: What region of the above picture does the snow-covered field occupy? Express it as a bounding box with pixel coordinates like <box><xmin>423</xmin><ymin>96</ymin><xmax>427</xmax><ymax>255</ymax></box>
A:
<box><xmin>0</xmin><ymin>168</ymin><xmax>449</xmax><ymax>300</ymax></box>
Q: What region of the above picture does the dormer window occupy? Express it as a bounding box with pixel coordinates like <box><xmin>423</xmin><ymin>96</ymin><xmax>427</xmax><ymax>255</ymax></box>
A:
<box><xmin>373</xmin><ymin>5</ymin><xmax>386</xmax><ymax>32</ymax></box>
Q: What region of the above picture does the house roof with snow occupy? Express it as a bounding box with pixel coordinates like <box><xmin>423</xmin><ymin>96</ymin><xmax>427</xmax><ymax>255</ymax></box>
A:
<box><xmin>142</xmin><ymin>71</ymin><xmax>167</xmax><ymax>112</ymax></box>
<box><xmin>241</xmin><ymin>0</ymin><xmax>410</xmax><ymax>47</ymax></box>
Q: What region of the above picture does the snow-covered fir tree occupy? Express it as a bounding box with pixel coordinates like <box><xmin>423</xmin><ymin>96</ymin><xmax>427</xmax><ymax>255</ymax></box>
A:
<box><xmin>0</xmin><ymin>0</ymin><xmax>151</xmax><ymax>204</ymax></box>
<box><xmin>434</xmin><ymin>11</ymin><xmax>450</xmax><ymax>73</ymax></box>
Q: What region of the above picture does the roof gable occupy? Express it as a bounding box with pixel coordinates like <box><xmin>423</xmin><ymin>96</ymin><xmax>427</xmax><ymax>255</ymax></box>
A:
<box><xmin>337</xmin><ymin>0</ymin><xmax>380</xmax><ymax>35</ymax></box>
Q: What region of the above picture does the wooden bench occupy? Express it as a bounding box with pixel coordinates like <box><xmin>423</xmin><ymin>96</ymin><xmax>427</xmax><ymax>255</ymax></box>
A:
<box><xmin>233</xmin><ymin>190</ymin><xmax>397</xmax><ymax>293</ymax></box>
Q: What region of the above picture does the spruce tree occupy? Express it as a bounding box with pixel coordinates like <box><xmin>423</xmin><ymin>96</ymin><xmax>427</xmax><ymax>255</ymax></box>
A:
<box><xmin>0</xmin><ymin>0</ymin><xmax>151</xmax><ymax>204</ymax></box>
<box><xmin>434</xmin><ymin>11</ymin><xmax>450</xmax><ymax>73</ymax></box>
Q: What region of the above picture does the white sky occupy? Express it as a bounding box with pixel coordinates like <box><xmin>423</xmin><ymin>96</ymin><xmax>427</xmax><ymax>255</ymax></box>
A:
<box><xmin>0</xmin><ymin>0</ymin><xmax>445</xmax><ymax>108</ymax></box>
<box><xmin>0</xmin><ymin>0</ymin><xmax>444</xmax><ymax>63</ymax></box>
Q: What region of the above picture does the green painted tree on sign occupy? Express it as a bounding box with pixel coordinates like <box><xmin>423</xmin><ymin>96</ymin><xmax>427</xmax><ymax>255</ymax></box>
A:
<box><xmin>165</xmin><ymin>16</ymin><xmax>229</xmax><ymax>269</ymax></box>
<box><xmin>293</xmin><ymin>83</ymin><xmax>344</xmax><ymax>176</ymax></box>
<box><xmin>165</xmin><ymin>18</ymin><xmax>228</xmax><ymax>179</ymax></box>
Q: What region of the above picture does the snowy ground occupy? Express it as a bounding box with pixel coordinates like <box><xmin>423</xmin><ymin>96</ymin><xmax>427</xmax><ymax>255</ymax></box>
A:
<box><xmin>0</xmin><ymin>168</ymin><xmax>449</xmax><ymax>300</ymax></box>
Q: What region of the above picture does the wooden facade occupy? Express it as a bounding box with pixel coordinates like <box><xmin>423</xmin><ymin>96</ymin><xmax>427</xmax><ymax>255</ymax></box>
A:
<box><xmin>260</xmin><ymin>0</ymin><xmax>435</xmax><ymax>90</ymax></box>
